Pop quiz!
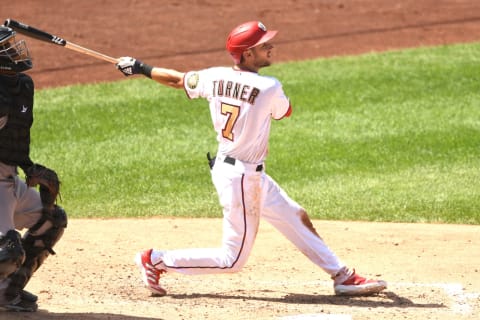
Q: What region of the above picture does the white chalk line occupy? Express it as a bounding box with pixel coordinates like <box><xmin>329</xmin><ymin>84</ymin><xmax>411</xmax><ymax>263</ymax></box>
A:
<box><xmin>395</xmin><ymin>282</ymin><xmax>479</xmax><ymax>315</ymax></box>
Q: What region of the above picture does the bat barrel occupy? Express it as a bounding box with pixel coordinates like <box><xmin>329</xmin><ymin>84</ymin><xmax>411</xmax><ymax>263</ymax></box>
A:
<box><xmin>4</xmin><ymin>18</ymin><xmax>118</xmax><ymax>64</ymax></box>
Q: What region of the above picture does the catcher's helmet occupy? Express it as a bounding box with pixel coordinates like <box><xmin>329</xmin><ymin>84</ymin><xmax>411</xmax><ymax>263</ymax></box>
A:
<box><xmin>0</xmin><ymin>26</ymin><xmax>32</xmax><ymax>72</ymax></box>
<box><xmin>226</xmin><ymin>21</ymin><xmax>277</xmax><ymax>64</ymax></box>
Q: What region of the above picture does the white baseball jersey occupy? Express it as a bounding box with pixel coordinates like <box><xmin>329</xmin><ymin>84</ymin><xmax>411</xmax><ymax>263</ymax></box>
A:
<box><xmin>184</xmin><ymin>67</ymin><xmax>290</xmax><ymax>164</ymax></box>
<box><xmin>149</xmin><ymin>66</ymin><xmax>345</xmax><ymax>279</ymax></box>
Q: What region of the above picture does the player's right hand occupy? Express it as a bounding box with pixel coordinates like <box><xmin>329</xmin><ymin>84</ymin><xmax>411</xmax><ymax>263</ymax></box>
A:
<box><xmin>116</xmin><ymin>57</ymin><xmax>141</xmax><ymax>76</ymax></box>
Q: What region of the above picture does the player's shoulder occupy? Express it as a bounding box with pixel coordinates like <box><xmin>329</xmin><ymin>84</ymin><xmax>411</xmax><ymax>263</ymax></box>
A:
<box><xmin>0</xmin><ymin>73</ymin><xmax>34</xmax><ymax>95</ymax></box>
<box><xmin>18</xmin><ymin>73</ymin><xmax>34</xmax><ymax>94</ymax></box>
<box><xmin>200</xmin><ymin>66</ymin><xmax>232</xmax><ymax>75</ymax></box>
<box><xmin>19</xmin><ymin>72</ymin><xmax>34</xmax><ymax>86</ymax></box>
<box><xmin>253</xmin><ymin>73</ymin><xmax>283</xmax><ymax>92</ymax></box>
<box><xmin>188</xmin><ymin>66</ymin><xmax>230</xmax><ymax>81</ymax></box>
<box><xmin>259</xmin><ymin>74</ymin><xmax>281</xmax><ymax>84</ymax></box>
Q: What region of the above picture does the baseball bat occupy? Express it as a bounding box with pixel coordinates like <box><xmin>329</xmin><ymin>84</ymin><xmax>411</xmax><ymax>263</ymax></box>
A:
<box><xmin>4</xmin><ymin>18</ymin><xmax>118</xmax><ymax>64</ymax></box>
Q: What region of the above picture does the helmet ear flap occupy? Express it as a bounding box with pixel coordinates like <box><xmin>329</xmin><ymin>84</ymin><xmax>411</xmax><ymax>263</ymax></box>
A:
<box><xmin>230</xmin><ymin>52</ymin><xmax>241</xmax><ymax>65</ymax></box>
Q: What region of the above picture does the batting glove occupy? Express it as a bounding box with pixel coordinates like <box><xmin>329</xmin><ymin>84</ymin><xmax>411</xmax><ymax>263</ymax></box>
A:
<box><xmin>116</xmin><ymin>57</ymin><xmax>153</xmax><ymax>78</ymax></box>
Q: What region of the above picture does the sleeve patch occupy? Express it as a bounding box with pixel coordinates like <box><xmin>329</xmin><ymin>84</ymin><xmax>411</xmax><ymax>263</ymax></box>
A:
<box><xmin>186</xmin><ymin>72</ymin><xmax>199</xmax><ymax>89</ymax></box>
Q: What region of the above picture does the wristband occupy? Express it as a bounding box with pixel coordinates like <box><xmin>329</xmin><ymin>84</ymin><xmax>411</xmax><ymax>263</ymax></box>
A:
<box><xmin>134</xmin><ymin>60</ymin><xmax>153</xmax><ymax>78</ymax></box>
<box><xmin>140</xmin><ymin>63</ymin><xmax>153</xmax><ymax>78</ymax></box>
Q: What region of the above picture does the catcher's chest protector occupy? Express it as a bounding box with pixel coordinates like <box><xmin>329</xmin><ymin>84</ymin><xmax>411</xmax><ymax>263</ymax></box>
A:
<box><xmin>0</xmin><ymin>73</ymin><xmax>34</xmax><ymax>167</ymax></box>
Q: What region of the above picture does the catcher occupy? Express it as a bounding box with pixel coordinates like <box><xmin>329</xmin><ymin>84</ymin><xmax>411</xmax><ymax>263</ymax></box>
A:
<box><xmin>0</xmin><ymin>26</ymin><xmax>67</xmax><ymax>312</ymax></box>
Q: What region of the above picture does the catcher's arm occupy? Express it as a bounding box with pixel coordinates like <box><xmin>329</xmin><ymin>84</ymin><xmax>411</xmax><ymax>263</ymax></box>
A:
<box><xmin>115</xmin><ymin>57</ymin><xmax>185</xmax><ymax>89</ymax></box>
<box><xmin>25</xmin><ymin>164</ymin><xmax>60</xmax><ymax>209</ymax></box>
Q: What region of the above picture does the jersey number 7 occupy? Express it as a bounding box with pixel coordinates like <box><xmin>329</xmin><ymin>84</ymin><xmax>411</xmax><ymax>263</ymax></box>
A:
<box><xmin>221</xmin><ymin>103</ymin><xmax>240</xmax><ymax>141</ymax></box>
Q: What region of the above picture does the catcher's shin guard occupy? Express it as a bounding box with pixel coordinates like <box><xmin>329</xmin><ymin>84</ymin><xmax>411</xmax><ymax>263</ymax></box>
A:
<box><xmin>5</xmin><ymin>205</ymin><xmax>67</xmax><ymax>300</ymax></box>
<box><xmin>0</xmin><ymin>230</ymin><xmax>25</xmax><ymax>280</ymax></box>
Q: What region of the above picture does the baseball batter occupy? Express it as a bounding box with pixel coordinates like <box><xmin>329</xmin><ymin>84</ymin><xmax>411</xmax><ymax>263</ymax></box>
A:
<box><xmin>116</xmin><ymin>21</ymin><xmax>387</xmax><ymax>296</ymax></box>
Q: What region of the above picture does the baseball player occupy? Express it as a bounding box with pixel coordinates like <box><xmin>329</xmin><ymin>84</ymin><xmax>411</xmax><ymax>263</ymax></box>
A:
<box><xmin>116</xmin><ymin>21</ymin><xmax>387</xmax><ymax>296</ymax></box>
<box><xmin>0</xmin><ymin>26</ymin><xmax>67</xmax><ymax>312</ymax></box>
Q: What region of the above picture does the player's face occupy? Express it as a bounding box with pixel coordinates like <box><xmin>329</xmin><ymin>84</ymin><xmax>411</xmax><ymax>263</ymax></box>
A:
<box><xmin>250</xmin><ymin>41</ymin><xmax>274</xmax><ymax>68</ymax></box>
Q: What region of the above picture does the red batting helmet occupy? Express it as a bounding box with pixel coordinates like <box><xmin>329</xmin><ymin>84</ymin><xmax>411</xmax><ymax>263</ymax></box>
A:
<box><xmin>226</xmin><ymin>21</ymin><xmax>277</xmax><ymax>64</ymax></box>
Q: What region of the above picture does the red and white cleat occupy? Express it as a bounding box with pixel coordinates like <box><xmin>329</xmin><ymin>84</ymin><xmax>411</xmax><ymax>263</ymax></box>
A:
<box><xmin>333</xmin><ymin>268</ymin><xmax>387</xmax><ymax>296</ymax></box>
<box><xmin>134</xmin><ymin>249</ymin><xmax>167</xmax><ymax>296</ymax></box>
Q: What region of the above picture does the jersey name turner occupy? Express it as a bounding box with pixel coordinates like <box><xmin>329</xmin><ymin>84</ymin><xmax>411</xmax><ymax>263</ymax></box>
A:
<box><xmin>212</xmin><ymin>80</ymin><xmax>260</xmax><ymax>105</ymax></box>
<box><xmin>184</xmin><ymin>67</ymin><xmax>289</xmax><ymax>163</ymax></box>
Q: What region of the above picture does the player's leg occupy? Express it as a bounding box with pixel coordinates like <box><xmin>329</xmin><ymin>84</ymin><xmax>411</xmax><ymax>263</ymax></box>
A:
<box><xmin>0</xmin><ymin>180</ymin><xmax>25</xmax><ymax>291</ymax></box>
<box><xmin>3</xmin><ymin>175</ymin><xmax>67</xmax><ymax>310</ymax></box>
<box><xmin>260</xmin><ymin>173</ymin><xmax>387</xmax><ymax>295</ymax></box>
<box><xmin>0</xmin><ymin>169</ymin><xmax>42</xmax><ymax>311</ymax></box>
<box><xmin>135</xmin><ymin>166</ymin><xmax>263</xmax><ymax>295</ymax></box>
<box><xmin>260</xmin><ymin>174</ymin><xmax>344</xmax><ymax>274</ymax></box>
<box><xmin>161</xmin><ymin>171</ymin><xmax>260</xmax><ymax>272</ymax></box>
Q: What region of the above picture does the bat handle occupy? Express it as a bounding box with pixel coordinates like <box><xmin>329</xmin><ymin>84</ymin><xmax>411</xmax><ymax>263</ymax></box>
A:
<box><xmin>65</xmin><ymin>42</ymin><xmax>118</xmax><ymax>64</ymax></box>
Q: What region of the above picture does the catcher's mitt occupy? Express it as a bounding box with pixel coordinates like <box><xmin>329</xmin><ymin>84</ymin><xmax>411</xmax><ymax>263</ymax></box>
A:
<box><xmin>25</xmin><ymin>164</ymin><xmax>60</xmax><ymax>208</ymax></box>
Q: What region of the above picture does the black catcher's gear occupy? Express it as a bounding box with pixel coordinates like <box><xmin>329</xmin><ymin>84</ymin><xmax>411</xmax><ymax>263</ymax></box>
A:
<box><xmin>25</xmin><ymin>164</ymin><xmax>60</xmax><ymax>209</ymax></box>
<box><xmin>0</xmin><ymin>230</ymin><xmax>25</xmax><ymax>280</ymax></box>
<box><xmin>5</xmin><ymin>206</ymin><xmax>67</xmax><ymax>302</ymax></box>
<box><xmin>0</xmin><ymin>26</ymin><xmax>32</xmax><ymax>73</ymax></box>
<box><xmin>0</xmin><ymin>73</ymin><xmax>35</xmax><ymax>170</ymax></box>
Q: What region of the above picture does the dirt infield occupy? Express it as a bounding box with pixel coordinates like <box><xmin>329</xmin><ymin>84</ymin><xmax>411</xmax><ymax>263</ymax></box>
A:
<box><xmin>14</xmin><ymin>219</ymin><xmax>480</xmax><ymax>320</ymax></box>
<box><xmin>3</xmin><ymin>1</ymin><xmax>480</xmax><ymax>319</ymax></box>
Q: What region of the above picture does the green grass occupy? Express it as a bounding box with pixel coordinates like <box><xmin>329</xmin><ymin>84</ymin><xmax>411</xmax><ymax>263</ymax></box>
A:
<box><xmin>30</xmin><ymin>43</ymin><xmax>480</xmax><ymax>224</ymax></box>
